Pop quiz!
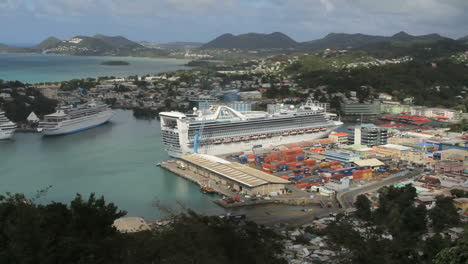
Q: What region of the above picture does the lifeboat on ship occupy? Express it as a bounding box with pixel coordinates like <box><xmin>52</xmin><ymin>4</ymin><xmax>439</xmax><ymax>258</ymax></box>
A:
<box><xmin>306</xmin><ymin>129</ymin><xmax>313</xmax><ymax>133</ymax></box>
<box><xmin>267</xmin><ymin>133</ymin><xmax>273</xmax><ymax>137</ymax></box>
<box><xmin>282</xmin><ymin>131</ymin><xmax>290</xmax><ymax>136</ymax></box>
<box><xmin>298</xmin><ymin>130</ymin><xmax>305</xmax><ymax>134</ymax></box>
<box><xmin>313</xmin><ymin>128</ymin><xmax>319</xmax><ymax>133</ymax></box>
<box><xmin>233</xmin><ymin>137</ymin><xmax>241</xmax><ymax>142</ymax></box>
<box><xmin>213</xmin><ymin>139</ymin><xmax>222</xmax><ymax>144</ymax></box>
<box><xmin>223</xmin><ymin>138</ymin><xmax>233</xmax><ymax>143</ymax></box>
<box><xmin>259</xmin><ymin>134</ymin><xmax>267</xmax><ymax>139</ymax></box>
<box><xmin>251</xmin><ymin>135</ymin><xmax>259</xmax><ymax>140</ymax></box>
<box><xmin>320</xmin><ymin>127</ymin><xmax>327</xmax><ymax>131</ymax></box>
<box><xmin>242</xmin><ymin>136</ymin><xmax>250</xmax><ymax>141</ymax></box>
<box><xmin>289</xmin><ymin>130</ymin><xmax>297</xmax><ymax>135</ymax></box>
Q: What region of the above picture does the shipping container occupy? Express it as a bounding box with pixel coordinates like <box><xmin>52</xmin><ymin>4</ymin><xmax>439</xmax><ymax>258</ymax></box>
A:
<box><xmin>297</xmin><ymin>183</ymin><xmax>312</xmax><ymax>189</ymax></box>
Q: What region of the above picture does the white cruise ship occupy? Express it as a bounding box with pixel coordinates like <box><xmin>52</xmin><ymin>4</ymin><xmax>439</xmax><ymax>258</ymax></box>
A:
<box><xmin>0</xmin><ymin>111</ymin><xmax>17</xmax><ymax>140</ymax></box>
<box><xmin>38</xmin><ymin>103</ymin><xmax>114</xmax><ymax>136</ymax></box>
<box><xmin>159</xmin><ymin>100</ymin><xmax>343</xmax><ymax>158</ymax></box>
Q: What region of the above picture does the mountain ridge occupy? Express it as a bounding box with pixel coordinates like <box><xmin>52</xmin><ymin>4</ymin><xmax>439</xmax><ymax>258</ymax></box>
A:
<box><xmin>200</xmin><ymin>31</ymin><xmax>451</xmax><ymax>50</ymax></box>
<box><xmin>201</xmin><ymin>32</ymin><xmax>298</xmax><ymax>49</ymax></box>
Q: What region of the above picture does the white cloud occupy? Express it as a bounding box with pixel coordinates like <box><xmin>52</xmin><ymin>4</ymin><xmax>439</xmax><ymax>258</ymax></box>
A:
<box><xmin>0</xmin><ymin>0</ymin><xmax>467</xmax><ymax>41</ymax></box>
<box><xmin>320</xmin><ymin>0</ymin><xmax>335</xmax><ymax>11</ymax></box>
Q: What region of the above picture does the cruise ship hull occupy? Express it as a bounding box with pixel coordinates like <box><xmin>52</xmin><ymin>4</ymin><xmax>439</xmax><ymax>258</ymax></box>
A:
<box><xmin>41</xmin><ymin>110</ymin><xmax>114</xmax><ymax>136</ymax></box>
<box><xmin>0</xmin><ymin>131</ymin><xmax>14</xmax><ymax>140</ymax></box>
<box><xmin>165</xmin><ymin>125</ymin><xmax>341</xmax><ymax>158</ymax></box>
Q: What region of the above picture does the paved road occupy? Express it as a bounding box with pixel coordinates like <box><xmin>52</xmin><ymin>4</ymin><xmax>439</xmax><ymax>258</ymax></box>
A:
<box><xmin>337</xmin><ymin>170</ymin><xmax>419</xmax><ymax>209</ymax></box>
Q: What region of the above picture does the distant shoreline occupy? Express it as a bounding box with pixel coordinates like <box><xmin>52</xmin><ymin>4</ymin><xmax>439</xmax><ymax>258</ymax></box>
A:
<box><xmin>0</xmin><ymin>53</ymin><xmax>192</xmax><ymax>84</ymax></box>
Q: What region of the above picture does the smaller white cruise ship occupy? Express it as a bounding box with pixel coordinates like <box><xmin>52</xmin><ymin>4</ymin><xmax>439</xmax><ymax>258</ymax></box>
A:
<box><xmin>0</xmin><ymin>111</ymin><xmax>17</xmax><ymax>140</ymax></box>
<box><xmin>38</xmin><ymin>103</ymin><xmax>114</xmax><ymax>136</ymax></box>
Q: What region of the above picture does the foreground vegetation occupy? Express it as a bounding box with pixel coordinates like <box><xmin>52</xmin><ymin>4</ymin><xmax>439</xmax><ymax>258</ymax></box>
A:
<box><xmin>319</xmin><ymin>185</ymin><xmax>466</xmax><ymax>264</ymax></box>
<box><xmin>0</xmin><ymin>193</ymin><xmax>287</xmax><ymax>264</ymax></box>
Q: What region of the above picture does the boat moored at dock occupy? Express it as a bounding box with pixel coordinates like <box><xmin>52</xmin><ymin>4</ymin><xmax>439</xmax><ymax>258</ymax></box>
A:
<box><xmin>38</xmin><ymin>103</ymin><xmax>114</xmax><ymax>136</ymax></box>
<box><xmin>159</xmin><ymin>99</ymin><xmax>343</xmax><ymax>157</ymax></box>
<box><xmin>0</xmin><ymin>111</ymin><xmax>16</xmax><ymax>140</ymax></box>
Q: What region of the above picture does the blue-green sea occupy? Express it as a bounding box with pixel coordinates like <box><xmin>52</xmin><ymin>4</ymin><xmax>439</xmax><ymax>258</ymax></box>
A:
<box><xmin>0</xmin><ymin>53</ymin><xmax>190</xmax><ymax>83</ymax></box>
<box><xmin>0</xmin><ymin>110</ymin><xmax>224</xmax><ymax>220</ymax></box>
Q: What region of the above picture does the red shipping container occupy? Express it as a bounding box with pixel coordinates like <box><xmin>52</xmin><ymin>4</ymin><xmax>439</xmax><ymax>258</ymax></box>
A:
<box><xmin>353</xmin><ymin>174</ymin><xmax>363</xmax><ymax>179</ymax></box>
<box><xmin>304</xmin><ymin>159</ymin><xmax>316</xmax><ymax>166</ymax></box>
<box><xmin>297</xmin><ymin>183</ymin><xmax>312</xmax><ymax>189</ymax></box>
<box><xmin>270</xmin><ymin>153</ymin><xmax>279</xmax><ymax>161</ymax></box>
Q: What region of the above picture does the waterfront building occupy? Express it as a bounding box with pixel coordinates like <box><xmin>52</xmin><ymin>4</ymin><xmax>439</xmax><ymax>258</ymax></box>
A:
<box><xmin>27</xmin><ymin>112</ymin><xmax>40</xmax><ymax>123</ymax></box>
<box><xmin>378</xmin><ymin>93</ymin><xmax>393</xmax><ymax>101</ymax></box>
<box><xmin>180</xmin><ymin>154</ymin><xmax>290</xmax><ymax>196</ymax></box>
<box><xmin>400</xmin><ymin>150</ymin><xmax>430</xmax><ymax>164</ymax></box>
<box><xmin>433</xmin><ymin>149</ymin><xmax>468</xmax><ymax>161</ymax></box>
<box><xmin>372</xmin><ymin>144</ymin><xmax>413</xmax><ymax>158</ymax></box>
<box><xmin>434</xmin><ymin>161</ymin><xmax>465</xmax><ymax>176</ymax></box>
<box><xmin>329</xmin><ymin>132</ymin><xmax>348</xmax><ymax>145</ymax></box>
<box><xmin>324</xmin><ymin>150</ymin><xmax>361</xmax><ymax>166</ymax></box>
<box><xmin>380</xmin><ymin>102</ymin><xmax>412</xmax><ymax>114</ymax></box>
<box><xmin>410</xmin><ymin>107</ymin><xmax>462</xmax><ymax>120</ymax></box>
<box><xmin>347</xmin><ymin>124</ymin><xmax>388</xmax><ymax>146</ymax></box>
<box><xmin>341</xmin><ymin>101</ymin><xmax>381</xmax><ymax>116</ymax></box>
<box><xmin>353</xmin><ymin>158</ymin><xmax>385</xmax><ymax>170</ymax></box>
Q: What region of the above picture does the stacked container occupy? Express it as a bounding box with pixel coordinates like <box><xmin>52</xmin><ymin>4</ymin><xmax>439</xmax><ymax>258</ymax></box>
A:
<box><xmin>362</xmin><ymin>169</ymin><xmax>373</xmax><ymax>179</ymax></box>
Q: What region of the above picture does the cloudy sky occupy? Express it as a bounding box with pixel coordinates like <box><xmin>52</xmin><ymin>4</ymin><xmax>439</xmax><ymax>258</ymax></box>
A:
<box><xmin>1</xmin><ymin>0</ymin><xmax>467</xmax><ymax>45</ymax></box>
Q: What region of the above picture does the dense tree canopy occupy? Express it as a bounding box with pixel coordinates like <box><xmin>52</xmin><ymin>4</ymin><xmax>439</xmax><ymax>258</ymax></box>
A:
<box><xmin>0</xmin><ymin>87</ymin><xmax>57</xmax><ymax>122</ymax></box>
<box><xmin>292</xmin><ymin>59</ymin><xmax>468</xmax><ymax>110</ymax></box>
<box><xmin>324</xmin><ymin>185</ymin><xmax>465</xmax><ymax>264</ymax></box>
<box><xmin>0</xmin><ymin>192</ymin><xmax>287</xmax><ymax>264</ymax></box>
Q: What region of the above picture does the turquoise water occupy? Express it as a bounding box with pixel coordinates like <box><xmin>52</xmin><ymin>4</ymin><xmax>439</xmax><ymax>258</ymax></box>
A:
<box><xmin>0</xmin><ymin>53</ymin><xmax>190</xmax><ymax>83</ymax></box>
<box><xmin>0</xmin><ymin>110</ymin><xmax>224</xmax><ymax>220</ymax></box>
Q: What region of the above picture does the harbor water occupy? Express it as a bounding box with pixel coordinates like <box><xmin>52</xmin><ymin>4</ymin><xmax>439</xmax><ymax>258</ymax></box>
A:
<box><xmin>0</xmin><ymin>110</ymin><xmax>224</xmax><ymax>219</ymax></box>
<box><xmin>0</xmin><ymin>53</ymin><xmax>190</xmax><ymax>83</ymax></box>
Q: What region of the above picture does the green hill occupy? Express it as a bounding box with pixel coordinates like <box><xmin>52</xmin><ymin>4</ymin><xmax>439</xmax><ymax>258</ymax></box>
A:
<box><xmin>93</xmin><ymin>34</ymin><xmax>143</xmax><ymax>49</ymax></box>
<box><xmin>31</xmin><ymin>34</ymin><xmax>167</xmax><ymax>57</ymax></box>
<box><xmin>356</xmin><ymin>39</ymin><xmax>468</xmax><ymax>60</ymax></box>
<box><xmin>301</xmin><ymin>31</ymin><xmax>448</xmax><ymax>50</ymax></box>
<box><xmin>35</xmin><ymin>37</ymin><xmax>62</xmax><ymax>50</ymax></box>
<box><xmin>201</xmin><ymin>32</ymin><xmax>298</xmax><ymax>49</ymax></box>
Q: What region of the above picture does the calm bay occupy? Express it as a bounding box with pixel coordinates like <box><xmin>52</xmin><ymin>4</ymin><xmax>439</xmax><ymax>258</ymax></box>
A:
<box><xmin>0</xmin><ymin>53</ymin><xmax>190</xmax><ymax>83</ymax></box>
<box><xmin>0</xmin><ymin>110</ymin><xmax>224</xmax><ymax>219</ymax></box>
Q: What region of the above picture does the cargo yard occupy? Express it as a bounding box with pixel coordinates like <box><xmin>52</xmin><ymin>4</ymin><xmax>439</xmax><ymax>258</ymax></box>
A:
<box><xmin>160</xmin><ymin>120</ymin><xmax>467</xmax><ymax>225</ymax></box>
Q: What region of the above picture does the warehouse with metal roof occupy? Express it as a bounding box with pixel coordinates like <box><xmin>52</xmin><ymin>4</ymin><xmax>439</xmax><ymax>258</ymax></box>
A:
<box><xmin>180</xmin><ymin>154</ymin><xmax>290</xmax><ymax>195</ymax></box>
